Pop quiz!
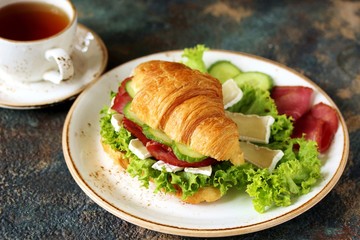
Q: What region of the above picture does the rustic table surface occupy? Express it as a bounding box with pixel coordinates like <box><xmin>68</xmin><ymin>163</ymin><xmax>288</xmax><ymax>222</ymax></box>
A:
<box><xmin>1</xmin><ymin>0</ymin><xmax>359</xmax><ymax>239</ymax></box>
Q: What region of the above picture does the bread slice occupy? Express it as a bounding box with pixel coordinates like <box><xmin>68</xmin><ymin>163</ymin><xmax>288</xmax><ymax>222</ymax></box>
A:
<box><xmin>101</xmin><ymin>139</ymin><xmax>222</xmax><ymax>204</ymax></box>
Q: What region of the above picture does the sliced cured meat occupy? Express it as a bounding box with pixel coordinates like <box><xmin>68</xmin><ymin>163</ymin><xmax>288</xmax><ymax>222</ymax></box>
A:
<box><xmin>112</xmin><ymin>77</ymin><xmax>133</xmax><ymax>114</ymax></box>
<box><xmin>309</xmin><ymin>102</ymin><xmax>339</xmax><ymax>134</ymax></box>
<box><xmin>112</xmin><ymin>92</ymin><xmax>132</xmax><ymax>114</ymax></box>
<box><xmin>118</xmin><ymin>77</ymin><xmax>132</xmax><ymax>95</ymax></box>
<box><xmin>146</xmin><ymin>141</ymin><xmax>217</xmax><ymax>168</ymax></box>
<box><xmin>122</xmin><ymin>117</ymin><xmax>149</xmax><ymax>145</ymax></box>
<box><xmin>292</xmin><ymin>102</ymin><xmax>339</xmax><ymax>153</ymax></box>
<box><xmin>292</xmin><ymin>115</ymin><xmax>325</xmax><ymax>148</ymax></box>
<box><xmin>271</xmin><ymin>86</ymin><xmax>313</xmax><ymax>121</ymax></box>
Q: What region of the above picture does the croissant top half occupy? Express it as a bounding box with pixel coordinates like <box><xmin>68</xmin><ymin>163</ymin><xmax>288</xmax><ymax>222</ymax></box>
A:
<box><xmin>130</xmin><ymin>60</ymin><xmax>244</xmax><ymax>165</ymax></box>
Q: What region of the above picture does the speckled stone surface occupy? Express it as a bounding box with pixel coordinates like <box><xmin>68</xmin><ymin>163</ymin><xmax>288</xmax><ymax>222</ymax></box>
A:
<box><xmin>1</xmin><ymin>0</ymin><xmax>359</xmax><ymax>239</ymax></box>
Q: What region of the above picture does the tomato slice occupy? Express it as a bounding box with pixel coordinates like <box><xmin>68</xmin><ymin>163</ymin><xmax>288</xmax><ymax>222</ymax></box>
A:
<box><xmin>271</xmin><ymin>86</ymin><xmax>313</xmax><ymax>121</ymax></box>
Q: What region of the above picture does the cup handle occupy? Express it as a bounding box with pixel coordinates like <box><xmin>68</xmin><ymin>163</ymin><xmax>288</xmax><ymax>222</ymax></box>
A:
<box><xmin>43</xmin><ymin>48</ymin><xmax>74</xmax><ymax>84</ymax></box>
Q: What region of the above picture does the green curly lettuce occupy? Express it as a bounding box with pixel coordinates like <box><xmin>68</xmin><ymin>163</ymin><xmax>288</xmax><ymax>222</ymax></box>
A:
<box><xmin>246</xmin><ymin>138</ymin><xmax>321</xmax><ymax>213</ymax></box>
<box><xmin>181</xmin><ymin>44</ymin><xmax>208</xmax><ymax>73</ymax></box>
<box><xmin>100</xmin><ymin>107</ymin><xmax>132</xmax><ymax>152</ymax></box>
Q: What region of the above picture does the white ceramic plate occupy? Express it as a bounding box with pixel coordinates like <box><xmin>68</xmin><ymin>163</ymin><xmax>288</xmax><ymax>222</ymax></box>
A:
<box><xmin>0</xmin><ymin>24</ymin><xmax>108</xmax><ymax>109</ymax></box>
<box><xmin>62</xmin><ymin>50</ymin><xmax>349</xmax><ymax>237</ymax></box>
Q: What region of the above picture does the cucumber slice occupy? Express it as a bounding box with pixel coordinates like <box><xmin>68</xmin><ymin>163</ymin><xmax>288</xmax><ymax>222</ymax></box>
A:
<box><xmin>142</xmin><ymin>126</ymin><xmax>173</xmax><ymax>146</ymax></box>
<box><xmin>142</xmin><ymin>124</ymin><xmax>207</xmax><ymax>162</ymax></box>
<box><xmin>123</xmin><ymin>102</ymin><xmax>144</xmax><ymax>126</ymax></box>
<box><xmin>208</xmin><ymin>60</ymin><xmax>242</xmax><ymax>83</ymax></box>
<box><xmin>141</xmin><ymin>124</ymin><xmax>208</xmax><ymax>162</ymax></box>
<box><xmin>125</xmin><ymin>80</ymin><xmax>137</xmax><ymax>98</ymax></box>
<box><xmin>233</xmin><ymin>72</ymin><xmax>273</xmax><ymax>91</ymax></box>
<box><xmin>172</xmin><ymin>142</ymin><xmax>207</xmax><ymax>163</ymax></box>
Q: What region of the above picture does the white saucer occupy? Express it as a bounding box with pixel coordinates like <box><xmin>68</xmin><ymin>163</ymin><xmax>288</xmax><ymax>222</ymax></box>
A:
<box><xmin>0</xmin><ymin>24</ymin><xmax>108</xmax><ymax>109</ymax></box>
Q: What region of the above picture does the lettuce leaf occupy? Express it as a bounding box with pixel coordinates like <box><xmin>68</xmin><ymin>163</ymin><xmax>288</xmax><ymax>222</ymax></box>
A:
<box><xmin>227</xmin><ymin>84</ymin><xmax>277</xmax><ymax>115</ymax></box>
<box><xmin>170</xmin><ymin>171</ymin><xmax>210</xmax><ymax>199</ymax></box>
<box><xmin>100</xmin><ymin>107</ymin><xmax>132</xmax><ymax>152</ymax></box>
<box><xmin>246</xmin><ymin>138</ymin><xmax>321</xmax><ymax>213</ymax></box>
<box><xmin>211</xmin><ymin>162</ymin><xmax>252</xmax><ymax>194</ymax></box>
<box><xmin>181</xmin><ymin>44</ymin><xmax>208</xmax><ymax>73</ymax></box>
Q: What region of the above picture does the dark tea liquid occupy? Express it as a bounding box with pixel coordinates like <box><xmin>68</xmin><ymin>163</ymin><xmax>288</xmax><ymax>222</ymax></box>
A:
<box><xmin>0</xmin><ymin>2</ymin><xmax>70</xmax><ymax>41</ymax></box>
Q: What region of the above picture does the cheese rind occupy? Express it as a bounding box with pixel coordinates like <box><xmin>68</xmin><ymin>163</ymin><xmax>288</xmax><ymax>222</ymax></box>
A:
<box><xmin>151</xmin><ymin>161</ymin><xmax>213</xmax><ymax>176</ymax></box>
<box><xmin>240</xmin><ymin>141</ymin><xmax>284</xmax><ymax>172</ymax></box>
<box><xmin>184</xmin><ymin>165</ymin><xmax>212</xmax><ymax>176</ymax></box>
<box><xmin>152</xmin><ymin>160</ymin><xmax>184</xmax><ymax>172</ymax></box>
<box><xmin>111</xmin><ymin>113</ymin><xmax>124</xmax><ymax>132</ymax></box>
<box><xmin>226</xmin><ymin>111</ymin><xmax>274</xmax><ymax>144</ymax></box>
<box><xmin>222</xmin><ymin>79</ymin><xmax>243</xmax><ymax>109</ymax></box>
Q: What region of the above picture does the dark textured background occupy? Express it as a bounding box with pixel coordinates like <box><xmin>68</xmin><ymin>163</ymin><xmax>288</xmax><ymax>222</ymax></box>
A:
<box><xmin>1</xmin><ymin>0</ymin><xmax>359</xmax><ymax>239</ymax></box>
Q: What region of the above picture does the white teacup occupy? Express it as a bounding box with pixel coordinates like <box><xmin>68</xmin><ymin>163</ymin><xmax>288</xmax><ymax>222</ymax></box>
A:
<box><xmin>0</xmin><ymin>0</ymin><xmax>77</xmax><ymax>84</ymax></box>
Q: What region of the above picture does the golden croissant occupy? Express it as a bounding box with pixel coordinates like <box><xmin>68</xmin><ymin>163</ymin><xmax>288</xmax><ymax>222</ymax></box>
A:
<box><xmin>130</xmin><ymin>60</ymin><xmax>244</xmax><ymax>165</ymax></box>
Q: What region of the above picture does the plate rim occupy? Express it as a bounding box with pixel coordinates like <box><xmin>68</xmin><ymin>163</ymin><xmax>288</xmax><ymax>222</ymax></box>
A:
<box><xmin>62</xmin><ymin>49</ymin><xmax>349</xmax><ymax>237</ymax></box>
<box><xmin>0</xmin><ymin>23</ymin><xmax>108</xmax><ymax>109</ymax></box>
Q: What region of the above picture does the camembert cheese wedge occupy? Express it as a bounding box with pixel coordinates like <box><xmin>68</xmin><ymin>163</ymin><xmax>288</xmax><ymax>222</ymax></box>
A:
<box><xmin>222</xmin><ymin>79</ymin><xmax>243</xmax><ymax>109</ymax></box>
<box><xmin>225</xmin><ymin>111</ymin><xmax>275</xmax><ymax>144</ymax></box>
<box><xmin>240</xmin><ymin>141</ymin><xmax>284</xmax><ymax>172</ymax></box>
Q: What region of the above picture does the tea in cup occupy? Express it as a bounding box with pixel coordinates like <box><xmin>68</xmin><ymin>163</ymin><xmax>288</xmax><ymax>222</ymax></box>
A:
<box><xmin>0</xmin><ymin>0</ymin><xmax>77</xmax><ymax>84</ymax></box>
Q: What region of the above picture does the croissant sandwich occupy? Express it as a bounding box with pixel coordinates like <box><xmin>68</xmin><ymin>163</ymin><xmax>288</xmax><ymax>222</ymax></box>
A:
<box><xmin>100</xmin><ymin>60</ymin><xmax>244</xmax><ymax>204</ymax></box>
